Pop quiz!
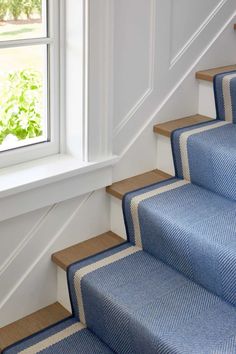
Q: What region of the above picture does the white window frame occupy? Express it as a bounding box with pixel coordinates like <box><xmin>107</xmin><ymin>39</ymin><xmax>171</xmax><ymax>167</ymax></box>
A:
<box><xmin>0</xmin><ymin>0</ymin><xmax>118</xmax><ymax>223</ymax></box>
<box><xmin>0</xmin><ymin>0</ymin><xmax>60</xmax><ymax>169</ymax></box>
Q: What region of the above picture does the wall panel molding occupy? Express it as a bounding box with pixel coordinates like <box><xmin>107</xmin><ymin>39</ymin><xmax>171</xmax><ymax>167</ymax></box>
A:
<box><xmin>169</xmin><ymin>0</ymin><xmax>228</xmax><ymax>69</ymax></box>
<box><xmin>0</xmin><ymin>189</ymin><xmax>110</xmax><ymax>327</ymax></box>
<box><xmin>113</xmin><ymin>0</ymin><xmax>156</xmax><ymax>137</ymax></box>
<box><xmin>113</xmin><ymin>0</ymin><xmax>236</xmax><ymax>155</ymax></box>
<box><xmin>0</xmin><ymin>206</ymin><xmax>53</xmax><ymax>277</ymax></box>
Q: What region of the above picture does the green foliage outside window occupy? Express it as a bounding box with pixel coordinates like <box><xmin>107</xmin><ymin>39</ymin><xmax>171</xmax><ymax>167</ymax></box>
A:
<box><xmin>22</xmin><ymin>0</ymin><xmax>35</xmax><ymax>19</ymax></box>
<box><xmin>33</xmin><ymin>0</ymin><xmax>41</xmax><ymax>13</ymax></box>
<box><xmin>0</xmin><ymin>69</ymin><xmax>43</xmax><ymax>144</ymax></box>
<box><xmin>10</xmin><ymin>0</ymin><xmax>23</xmax><ymax>20</ymax></box>
<box><xmin>0</xmin><ymin>1</ymin><xmax>8</xmax><ymax>21</ymax></box>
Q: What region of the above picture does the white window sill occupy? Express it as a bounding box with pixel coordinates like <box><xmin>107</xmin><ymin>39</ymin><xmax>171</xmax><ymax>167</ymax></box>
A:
<box><xmin>0</xmin><ymin>154</ymin><xmax>119</xmax><ymax>222</ymax></box>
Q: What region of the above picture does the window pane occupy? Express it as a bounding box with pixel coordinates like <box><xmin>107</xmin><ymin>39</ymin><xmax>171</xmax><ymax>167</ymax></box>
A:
<box><xmin>0</xmin><ymin>0</ymin><xmax>47</xmax><ymax>41</ymax></box>
<box><xmin>0</xmin><ymin>45</ymin><xmax>48</xmax><ymax>152</ymax></box>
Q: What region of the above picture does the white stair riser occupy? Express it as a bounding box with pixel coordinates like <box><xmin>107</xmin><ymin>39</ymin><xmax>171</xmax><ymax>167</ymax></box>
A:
<box><xmin>156</xmin><ymin>135</ymin><xmax>175</xmax><ymax>175</ymax></box>
<box><xmin>57</xmin><ymin>267</ymin><xmax>71</xmax><ymax>312</ymax></box>
<box><xmin>156</xmin><ymin>80</ymin><xmax>216</xmax><ymax>174</ymax></box>
<box><xmin>198</xmin><ymin>81</ymin><xmax>216</xmax><ymax>118</ymax></box>
<box><xmin>110</xmin><ymin>197</ymin><xmax>127</xmax><ymax>239</ymax></box>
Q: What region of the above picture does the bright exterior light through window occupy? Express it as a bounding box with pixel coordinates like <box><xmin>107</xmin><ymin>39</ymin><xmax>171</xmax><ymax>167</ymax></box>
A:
<box><xmin>0</xmin><ymin>0</ymin><xmax>49</xmax><ymax>152</ymax></box>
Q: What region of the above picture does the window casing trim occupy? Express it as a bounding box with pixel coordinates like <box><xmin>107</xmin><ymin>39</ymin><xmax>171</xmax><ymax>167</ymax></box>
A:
<box><xmin>0</xmin><ymin>0</ymin><xmax>118</xmax><ymax>223</ymax></box>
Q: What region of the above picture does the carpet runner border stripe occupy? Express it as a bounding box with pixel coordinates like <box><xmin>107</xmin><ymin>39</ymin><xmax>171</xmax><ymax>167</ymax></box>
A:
<box><xmin>73</xmin><ymin>245</ymin><xmax>141</xmax><ymax>324</ymax></box>
<box><xmin>214</xmin><ymin>70</ymin><xmax>236</xmax><ymax>123</ymax></box>
<box><xmin>130</xmin><ymin>179</ymin><xmax>189</xmax><ymax>247</ymax></box>
<box><xmin>178</xmin><ymin>121</ymin><xmax>229</xmax><ymax>180</ymax></box>
<box><xmin>18</xmin><ymin>322</ymin><xmax>86</xmax><ymax>354</ymax></box>
<box><xmin>222</xmin><ymin>73</ymin><xmax>236</xmax><ymax>122</ymax></box>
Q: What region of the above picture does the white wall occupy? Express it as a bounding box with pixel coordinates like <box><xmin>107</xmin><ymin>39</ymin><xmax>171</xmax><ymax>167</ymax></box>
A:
<box><xmin>112</xmin><ymin>0</ymin><xmax>236</xmax><ymax>181</ymax></box>
<box><xmin>1</xmin><ymin>0</ymin><xmax>236</xmax><ymax>327</ymax></box>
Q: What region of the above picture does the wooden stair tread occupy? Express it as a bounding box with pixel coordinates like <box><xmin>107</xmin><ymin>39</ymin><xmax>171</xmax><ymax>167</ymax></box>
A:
<box><xmin>0</xmin><ymin>302</ymin><xmax>70</xmax><ymax>352</ymax></box>
<box><xmin>153</xmin><ymin>114</ymin><xmax>213</xmax><ymax>137</ymax></box>
<box><xmin>52</xmin><ymin>232</ymin><xmax>125</xmax><ymax>271</ymax></box>
<box><xmin>106</xmin><ymin>170</ymin><xmax>171</xmax><ymax>200</ymax></box>
<box><xmin>196</xmin><ymin>65</ymin><xmax>236</xmax><ymax>81</ymax></box>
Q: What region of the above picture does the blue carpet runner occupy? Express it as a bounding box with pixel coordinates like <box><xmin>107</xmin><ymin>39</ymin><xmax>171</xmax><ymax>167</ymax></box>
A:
<box><xmin>3</xmin><ymin>318</ymin><xmax>113</xmax><ymax>353</ymax></box>
<box><xmin>4</xmin><ymin>71</ymin><xmax>236</xmax><ymax>353</ymax></box>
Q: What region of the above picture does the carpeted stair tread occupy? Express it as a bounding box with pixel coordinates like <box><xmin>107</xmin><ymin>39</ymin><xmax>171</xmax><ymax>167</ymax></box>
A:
<box><xmin>3</xmin><ymin>318</ymin><xmax>114</xmax><ymax>354</ymax></box>
<box><xmin>106</xmin><ymin>169</ymin><xmax>171</xmax><ymax>199</ymax></box>
<box><xmin>196</xmin><ymin>64</ymin><xmax>236</xmax><ymax>81</ymax></box>
<box><xmin>171</xmin><ymin>71</ymin><xmax>236</xmax><ymax>202</ymax></box>
<box><xmin>153</xmin><ymin>114</ymin><xmax>213</xmax><ymax>137</ymax></box>
<box><xmin>172</xmin><ymin>120</ymin><xmax>236</xmax><ymax>200</ymax></box>
<box><xmin>68</xmin><ymin>243</ymin><xmax>236</xmax><ymax>354</ymax></box>
<box><xmin>214</xmin><ymin>70</ymin><xmax>236</xmax><ymax>123</ymax></box>
<box><xmin>123</xmin><ymin>177</ymin><xmax>236</xmax><ymax>306</ymax></box>
<box><xmin>0</xmin><ymin>303</ymin><xmax>70</xmax><ymax>352</ymax></box>
<box><xmin>52</xmin><ymin>232</ymin><xmax>125</xmax><ymax>271</ymax></box>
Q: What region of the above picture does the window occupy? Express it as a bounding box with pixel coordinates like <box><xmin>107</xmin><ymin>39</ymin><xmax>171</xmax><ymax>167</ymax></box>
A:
<box><xmin>0</xmin><ymin>0</ymin><xmax>59</xmax><ymax>168</ymax></box>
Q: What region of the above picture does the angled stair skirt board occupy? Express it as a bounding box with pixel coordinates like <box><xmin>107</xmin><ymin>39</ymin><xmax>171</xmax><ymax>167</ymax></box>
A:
<box><xmin>4</xmin><ymin>71</ymin><xmax>236</xmax><ymax>353</ymax></box>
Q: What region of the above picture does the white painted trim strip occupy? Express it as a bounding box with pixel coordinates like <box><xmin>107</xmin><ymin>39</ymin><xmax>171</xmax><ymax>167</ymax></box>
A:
<box><xmin>222</xmin><ymin>73</ymin><xmax>236</xmax><ymax>122</ymax></box>
<box><xmin>113</xmin><ymin>0</ymin><xmax>156</xmax><ymax>137</ymax></box>
<box><xmin>0</xmin><ymin>37</ymin><xmax>52</xmax><ymax>49</ymax></box>
<box><xmin>130</xmin><ymin>180</ymin><xmax>189</xmax><ymax>247</ymax></box>
<box><xmin>179</xmin><ymin>121</ymin><xmax>229</xmax><ymax>180</ymax></box>
<box><xmin>74</xmin><ymin>246</ymin><xmax>141</xmax><ymax>324</ymax></box>
<box><xmin>170</xmin><ymin>0</ymin><xmax>227</xmax><ymax>68</ymax></box>
<box><xmin>0</xmin><ymin>205</ymin><xmax>55</xmax><ymax>277</ymax></box>
<box><xmin>0</xmin><ymin>192</ymin><xmax>93</xmax><ymax>312</ymax></box>
<box><xmin>19</xmin><ymin>322</ymin><xmax>86</xmax><ymax>353</ymax></box>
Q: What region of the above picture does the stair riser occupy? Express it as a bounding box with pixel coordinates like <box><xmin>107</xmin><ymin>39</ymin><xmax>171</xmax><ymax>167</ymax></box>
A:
<box><xmin>156</xmin><ymin>135</ymin><xmax>175</xmax><ymax>175</ymax></box>
<box><xmin>110</xmin><ymin>197</ymin><xmax>127</xmax><ymax>239</ymax></box>
<box><xmin>57</xmin><ymin>268</ymin><xmax>71</xmax><ymax>312</ymax></box>
<box><xmin>156</xmin><ymin>80</ymin><xmax>216</xmax><ymax>174</ymax></box>
<box><xmin>198</xmin><ymin>81</ymin><xmax>216</xmax><ymax>118</ymax></box>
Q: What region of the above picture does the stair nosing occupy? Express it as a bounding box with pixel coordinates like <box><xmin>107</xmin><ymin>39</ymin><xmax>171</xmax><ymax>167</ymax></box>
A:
<box><xmin>153</xmin><ymin>114</ymin><xmax>213</xmax><ymax>138</ymax></box>
<box><xmin>196</xmin><ymin>64</ymin><xmax>236</xmax><ymax>82</ymax></box>
<box><xmin>106</xmin><ymin>169</ymin><xmax>172</xmax><ymax>200</ymax></box>
<box><xmin>52</xmin><ymin>231</ymin><xmax>125</xmax><ymax>271</ymax></box>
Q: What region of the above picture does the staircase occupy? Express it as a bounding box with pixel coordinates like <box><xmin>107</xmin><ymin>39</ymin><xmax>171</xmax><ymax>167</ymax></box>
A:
<box><xmin>1</xmin><ymin>27</ymin><xmax>236</xmax><ymax>354</ymax></box>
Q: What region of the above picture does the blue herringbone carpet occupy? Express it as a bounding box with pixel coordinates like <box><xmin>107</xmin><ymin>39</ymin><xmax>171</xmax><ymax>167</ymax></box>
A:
<box><xmin>4</xmin><ymin>71</ymin><xmax>236</xmax><ymax>353</ymax></box>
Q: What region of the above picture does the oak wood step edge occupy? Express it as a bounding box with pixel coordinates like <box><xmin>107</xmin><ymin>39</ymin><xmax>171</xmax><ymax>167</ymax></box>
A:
<box><xmin>153</xmin><ymin>114</ymin><xmax>213</xmax><ymax>138</ymax></box>
<box><xmin>0</xmin><ymin>302</ymin><xmax>70</xmax><ymax>352</ymax></box>
<box><xmin>106</xmin><ymin>169</ymin><xmax>171</xmax><ymax>200</ymax></box>
<box><xmin>196</xmin><ymin>64</ymin><xmax>236</xmax><ymax>82</ymax></box>
<box><xmin>52</xmin><ymin>231</ymin><xmax>125</xmax><ymax>271</ymax></box>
